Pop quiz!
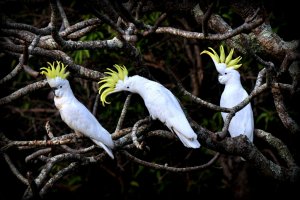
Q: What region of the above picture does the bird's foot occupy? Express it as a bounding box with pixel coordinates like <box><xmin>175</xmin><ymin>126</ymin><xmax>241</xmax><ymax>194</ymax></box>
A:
<box><xmin>74</xmin><ymin>131</ymin><xmax>84</xmax><ymax>137</ymax></box>
<box><xmin>135</xmin><ymin>142</ymin><xmax>143</xmax><ymax>150</ymax></box>
<box><xmin>134</xmin><ymin>141</ymin><xmax>150</xmax><ymax>151</ymax></box>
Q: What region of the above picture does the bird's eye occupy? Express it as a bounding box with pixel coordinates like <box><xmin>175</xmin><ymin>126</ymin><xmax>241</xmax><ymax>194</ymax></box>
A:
<box><xmin>126</xmin><ymin>86</ymin><xmax>129</xmax><ymax>89</ymax></box>
<box><xmin>224</xmin><ymin>72</ymin><xmax>227</xmax><ymax>75</ymax></box>
<box><xmin>59</xmin><ymin>85</ymin><xmax>62</xmax><ymax>88</ymax></box>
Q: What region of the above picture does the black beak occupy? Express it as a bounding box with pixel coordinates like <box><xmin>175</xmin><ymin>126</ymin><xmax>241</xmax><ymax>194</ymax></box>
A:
<box><xmin>124</xmin><ymin>91</ymin><xmax>131</xmax><ymax>96</ymax></box>
<box><xmin>51</xmin><ymin>87</ymin><xmax>58</xmax><ymax>92</ymax></box>
<box><xmin>51</xmin><ymin>87</ymin><xmax>58</xmax><ymax>97</ymax></box>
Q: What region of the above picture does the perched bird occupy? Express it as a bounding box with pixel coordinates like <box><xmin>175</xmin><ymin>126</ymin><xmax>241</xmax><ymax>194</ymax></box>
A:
<box><xmin>98</xmin><ymin>64</ymin><xmax>201</xmax><ymax>148</ymax></box>
<box><xmin>41</xmin><ymin>61</ymin><xmax>115</xmax><ymax>159</ymax></box>
<box><xmin>201</xmin><ymin>45</ymin><xmax>254</xmax><ymax>142</ymax></box>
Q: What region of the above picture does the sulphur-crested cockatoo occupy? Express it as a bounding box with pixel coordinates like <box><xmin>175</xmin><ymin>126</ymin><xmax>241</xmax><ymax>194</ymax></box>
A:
<box><xmin>41</xmin><ymin>61</ymin><xmax>115</xmax><ymax>158</ymax></box>
<box><xmin>201</xmin><ymin>45</ymin><xmax>254</xmax><ymax>142</ymax></box>
<box><xmin>98</xmin><ymin>64</ymin><xmax>201</xmax><ymax>148</ymax></box>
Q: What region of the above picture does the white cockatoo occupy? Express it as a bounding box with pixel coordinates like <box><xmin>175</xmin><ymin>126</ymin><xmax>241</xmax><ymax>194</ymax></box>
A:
<box><xmin>201</xmin><ymin>45</ymin><xmax>254</xmax><ymax>142</ymax></box>
<box><xmin>40</xmin><ymin>61</ymin><xmax>115</xmax><ymax>159</ymax></box>
<box><xmin>98</xmin><ymin>64</ymin><xmax>201</xmax><ymax>149</ymax></box>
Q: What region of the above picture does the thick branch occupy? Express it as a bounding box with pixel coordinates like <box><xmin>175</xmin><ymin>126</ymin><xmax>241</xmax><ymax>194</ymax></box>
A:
<box><xmin>255</xmin><ymin>129</ymin><xmax>296</xmax><ymax>167</ymax></box>
<box><xmin>193</xmin><ymin>123</ymin><xmax>300</xmax><ymax>183</ymax></box>
<box><xmin>0</xmin><ymin>80</ymin><xmax>48</xmax><ymax>105</ymax></box>
<box><xmin>271</xmin><ymin>84</ymin><xmax>300</xmax><ymax>134</ymax></box>
<box><xmin>155</xmin><ymin>17</ymin><xmax>263</xmax><ymax>40</ymax></box>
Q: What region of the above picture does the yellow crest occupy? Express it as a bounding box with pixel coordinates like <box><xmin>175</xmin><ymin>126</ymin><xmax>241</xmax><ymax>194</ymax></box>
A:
<box><xmin>40</xmin><ymin>61</ymin><xmax>69</xmax><ymax>79</ymax></box>
<box><xmin>200</xmin><ymin>45</ymin><xmax>242</xmax><ymax>69</ymax></box>
<box><xmin>98</xmin><ymin>64</ymin><xmax>128</xmax><ymax>106</ymax></box>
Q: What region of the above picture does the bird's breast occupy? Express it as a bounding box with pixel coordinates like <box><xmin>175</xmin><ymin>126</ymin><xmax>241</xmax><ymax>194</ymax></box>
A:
<box><xmin>54</xmin><ymin>97</ymin><xmax>64</xmax><ymax>110</ymax></box>
<box><xmin>221</xmin><ymin>89</ymin><xmax>246</xmax><ymax>108</ymax></box>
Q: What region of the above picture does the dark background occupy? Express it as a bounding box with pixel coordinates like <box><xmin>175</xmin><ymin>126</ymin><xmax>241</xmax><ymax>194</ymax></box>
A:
<box><xmin>0</xmin><ymin>0</ymin><xmax>299</xmax><ymax>199</ymax></box>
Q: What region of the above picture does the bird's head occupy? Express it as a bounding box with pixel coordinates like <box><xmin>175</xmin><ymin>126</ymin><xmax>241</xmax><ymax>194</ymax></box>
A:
<box><xmin>98</xmin><ymin>64</ymin><xmax>130</xmax><ymax>106</ymax></box>
<box><xmin>40</xmin><ymin>61</ymin><xmax>70</xmax><ymax>96</ymax></box>
<box><xmin>218</xmin><ymin>67</ymin><xmax>241</xmax><ymax>85</ymax></box>
<box><xmin>201</xmin><ymin>45</ymin><xmax>242</xmax><ymax>74</ymax></box>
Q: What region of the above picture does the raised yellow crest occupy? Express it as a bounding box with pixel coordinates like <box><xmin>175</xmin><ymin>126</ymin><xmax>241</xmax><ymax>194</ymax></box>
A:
<box><xmin>98</xmin><ymin>64</ymin><xmax>128</xmax><ymax>106</ymax></box>
<box><xmin>40</xmin><ymin>61</ymin><xmax>69</xmax><ymax>79</ymax></box>
<box><xmin>200</xmin><ymin>45</ymin><xmax>242</xmax><ymax>69</ymax></box>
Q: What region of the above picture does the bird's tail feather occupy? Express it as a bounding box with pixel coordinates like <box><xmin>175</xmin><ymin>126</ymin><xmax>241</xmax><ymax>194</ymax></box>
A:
<box><xmin>173</xmin><ymin>129</ymin><xmax>201</xmax><ymax>148</ymax></box>
<box><xmin>92</xmin><ymin>139</ymin><xmax>114</xmax><ymax>159</ymax></box>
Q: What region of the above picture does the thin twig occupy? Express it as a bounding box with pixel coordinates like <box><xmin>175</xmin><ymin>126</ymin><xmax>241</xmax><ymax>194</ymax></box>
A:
<box><xmin>3</xmin><ymin>153</ymin><xmax>29</xmax><ymax>185</ymax></box>
<box><xmin>45</xmin><ymin>121</ymin><xmax>96</xmax><ymax>154</ymax></box>
<box><xmin>39</xmin><ymin>162</ymin><xmax>79</xmax><ymax>197</ymax></box>
<box><xmin>122</xmin><ymin>150</ymin><xmax>220</xmax><ymax>172</ymax></box>
<box><xmin>216</xmin><ymin>83</ymin><xmax>268</xmax><ymax>140</ymax></box>
<box><xmin>115</xmin><ymin>94</ymin><xmax>132</xmax><ymax>133</ymax></box>
<box><xmin>131</xmin><ymin>117</ymin><xmax>151</xmax><ymax>149</ymax></box>
<box><xmin>56</xmin><ymin>0</ymin><xmax>70</xmax><ymax>29</ymax></box>
<box><xmin>165</xmin><ymin>65</ymin><xmax>230</xmax><ymax>112</ymax></box>
<box><xmin>202</xmin><ymin>3</ymin><xmax>214</xmax><ymax>37</ymax></box>
<box><xmin>92</xmin><ymin>93</ymin><xmax>100</xmax><ymax>116</ymax></box>
<box><xmin>25</xmin><ymin>148</ymin><xmax>52</xmax><ymax>163</ymax></box>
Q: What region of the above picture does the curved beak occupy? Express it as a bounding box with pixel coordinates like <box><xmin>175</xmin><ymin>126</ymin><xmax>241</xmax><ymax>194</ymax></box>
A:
<box><xmin>51</xmin><ymin>87</ymin><xmax>58</xmax><ymax>92</ymax></box>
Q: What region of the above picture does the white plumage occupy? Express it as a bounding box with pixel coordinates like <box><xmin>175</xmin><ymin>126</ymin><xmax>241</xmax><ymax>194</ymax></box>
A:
<box><xmin>201</xmin><ymin>45</ymin><xmax>254</xmax><ymax>142</ymax></box>
<box><xmin>119</xmin><ymin>76</ymin><xmax>200</xmax><ymax>148</ymax></box>
<box><xmin>218</xmin><ymin>68</ymin><xmax>254</xmax><ymax>142</ymax></box>
<box><xmin>41</xmin><ymin>62</ymin><xmax>115</xmax><ymax>159</ymax></box>
<box><xmin>99</xmin><ymin>65</ymin><xmax>201</xmax><ymax>149</ymax></box>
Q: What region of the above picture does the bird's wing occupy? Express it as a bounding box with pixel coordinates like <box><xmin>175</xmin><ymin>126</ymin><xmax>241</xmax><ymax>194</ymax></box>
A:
<box><xmin>144</xmin><ymin>85</ymin><xmax>198</xmax><ymax>140</ymax></box>
<box><xmin>172</xmin><ymin>131</ymin><xmax>200</xmax><ymax>148</ymax></box>
<box><xmin>225</xmin><ymin>89</ymin><xmax>254</xmax><ymax>141</ymax></box>
<box><xmin>143</xmin><ymin>84</ymin><xmax>170</xmax><ymax>121</ymax></box>
<box><xmin>241</xmin><ymin>104</ymin><xmax>254</xmax><ymax>141</ymax></box>
<box><xmin>91</xmin><ymin>139</ymin><xmax>114</xmax><ymax>159</ymax></box>
<box><xmin>144</xmin><ymin>84</ymin><xmax>180</xmax><ymax>121</ymax></box>
<box><xmin>59</xmin><ymin>100</ymin><xmax>114</xmax><ymax>148</ymax></box>
<box><xmin>229</xmin><ymin>104</ymin><xmax>254</xmax><ymax>141</ymax></box>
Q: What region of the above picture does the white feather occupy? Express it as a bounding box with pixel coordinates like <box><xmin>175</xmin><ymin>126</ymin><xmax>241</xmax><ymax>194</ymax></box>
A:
<box><xmin>116</xmin><ymin>75</ymin><xmax>201</xmax><ymax>148</ymax></box>
<box><xmin>218</xmin><ymin>68</ymin><xmax>254</xmax><ymax>142</ymax></box>
<box><xmin>47</xmin><ymin>77</ymin><xmax>115</xmax><ymax>159</ymax></box>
